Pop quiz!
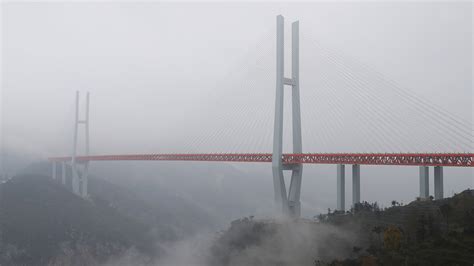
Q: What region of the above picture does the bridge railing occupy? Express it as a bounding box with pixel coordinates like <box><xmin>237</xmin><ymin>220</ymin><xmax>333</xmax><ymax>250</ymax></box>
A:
<box><xmin>49</xmin><ymin>153</ymin><xmax>474</xmax><ymax>167</ymax></box>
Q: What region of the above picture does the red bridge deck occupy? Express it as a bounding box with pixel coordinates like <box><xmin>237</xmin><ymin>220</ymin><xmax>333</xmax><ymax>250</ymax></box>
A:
<box><xmin>49</xmin><ymin>153</ymin><xmax>474</xmax><ymax>167</ymax></box>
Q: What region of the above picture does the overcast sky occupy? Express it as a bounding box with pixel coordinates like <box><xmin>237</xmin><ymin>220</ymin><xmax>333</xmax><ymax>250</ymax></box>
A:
<box><xmin>1</xmin><ymin>1</ymin><xmax>473</xmax><ymax>216</ymax></box>
<box><xmin>2</xmin><ymin>1</ymin><xmax>472</xmax><ymax>156</ymax></box>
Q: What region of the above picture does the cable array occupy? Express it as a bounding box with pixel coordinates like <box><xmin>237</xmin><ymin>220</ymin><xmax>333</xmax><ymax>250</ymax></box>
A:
<box><xmin>299</xmin><ymin>33</ymin><xmax>473</xmax><ymax>153</ymax></box>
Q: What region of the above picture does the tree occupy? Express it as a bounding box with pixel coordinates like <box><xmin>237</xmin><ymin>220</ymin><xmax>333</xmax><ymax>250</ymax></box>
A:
<box><xmin>384</xmin><ymin>226</ymin><xmax>402</xmax><ymax>251</ymax></box>
<box><xmin>360</xmin><ymin>255</ymin><xmax>377</xmax><ymax>266</ymax></box>
<box><xmin>353</xmin><ymin>246</ymin><xmax>362</xmax><ymax>253</ymax></box>
<box><xmin>372</xmin><ymin>226</ymin><xmax>383</xmax><ymax>244</ymax></box>
<box><xmin>439</xmin><ymin>203</ymin><xmax>453</xmax><ymax>232</ymax></box>
<box><xmin>416</xmin><ymin>214</ymin><xmax>426</xmax><ymax>242</ymax></box>
<box><xmin>427</xmin><ymin>214</ymin><xmax>435</xmax><ymax>237</ymax></box>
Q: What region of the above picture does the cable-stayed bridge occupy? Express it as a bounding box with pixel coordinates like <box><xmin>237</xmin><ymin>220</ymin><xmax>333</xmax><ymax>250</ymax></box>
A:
<box><xmin>48</xmin><ymin>15</ymin><xmax>473</xmax><ymax>218</ymax></box>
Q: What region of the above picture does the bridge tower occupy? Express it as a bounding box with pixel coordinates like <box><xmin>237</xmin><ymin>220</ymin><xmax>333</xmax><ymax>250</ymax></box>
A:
<box><xmin>272</xmin><ymin>15</ymin><xmax>303</xmax><ymax>218</ymax></box>
<box><xmin>71</xmin><ymin>91</ymin><xmax>90</xmax><ymax>198</ymax></box>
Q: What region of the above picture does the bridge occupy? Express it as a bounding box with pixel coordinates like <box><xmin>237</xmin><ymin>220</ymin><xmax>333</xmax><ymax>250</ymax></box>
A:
<box><xmin>49</xmin><ymin>15</ymin><xmax>474</xmax><ymax>218</ymax></box>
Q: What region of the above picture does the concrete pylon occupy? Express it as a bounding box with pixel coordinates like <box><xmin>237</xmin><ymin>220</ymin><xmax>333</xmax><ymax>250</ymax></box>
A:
<box><xmin>272</xmin><ymin>15</ymin><xmax>303</xmax><ymax>218</ymax></box>
<box><xmin>52</xmin><ymin>161</ymin><xmax>57</xmax><ymax>180</ymax></box>
<box><xmin>352</xmin><ymin>164</ymin><xmax>360</xmax><ymax>206</ymax></box>
<box><xmin>61</xmin><ymin>162</ymin><xmax>66</xmax><ymax>185</ymax></box>
<box><xmin>419</xmin><ymin>166</ymin><xmax>429</xmax><ymax>199</ymax></box>
<box><xmin>337</xmin><ymin>164</ymin><xmax>345</xmax><ymax>211</ymax></box>
<box><xmin>71</xmin><ymin>91</ymin><xmax>90</xmax><ymax>198</ymax></box>
<box><xmin>434</xmin><ymin>166</ymin><xmax>443</xmax><ymax>199</ymax></box>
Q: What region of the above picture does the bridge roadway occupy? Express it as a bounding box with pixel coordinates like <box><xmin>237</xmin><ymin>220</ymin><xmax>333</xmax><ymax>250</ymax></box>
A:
<box><xmin>49</xmin><ymin>153</ymin><xmax>474</xmax><ymax>167</ymax></box>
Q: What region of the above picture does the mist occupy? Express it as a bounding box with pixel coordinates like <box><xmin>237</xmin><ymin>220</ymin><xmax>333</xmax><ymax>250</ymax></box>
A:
<box><xmin>1</xmin><ymin>1</ymin><xmax>473</xmax><ymax>265</ymax></box>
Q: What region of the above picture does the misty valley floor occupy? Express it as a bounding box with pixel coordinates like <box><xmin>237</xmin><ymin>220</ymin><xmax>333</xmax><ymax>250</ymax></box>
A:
<box><xmin>0</xmin><ymin>165</ymin><xmax>473</xmax><ymax>265</ymax></box>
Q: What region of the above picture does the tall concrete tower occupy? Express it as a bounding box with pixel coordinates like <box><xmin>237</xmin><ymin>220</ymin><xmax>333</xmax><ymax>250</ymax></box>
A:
<box><xmin>71</xmin><ymin>91</ymin><xmax>90</xmax><ymax>198</ymax></box>
<box><xmin>272</xmin><ymin>15</ymin><xmax>303</xmax><ymax>218</ymax></box>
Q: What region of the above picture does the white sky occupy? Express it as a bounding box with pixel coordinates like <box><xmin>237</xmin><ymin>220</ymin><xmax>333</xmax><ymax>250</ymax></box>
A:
<box><xmin>1</xmin><ymin>1</ymin><xmax>472</xmax><ymax>156</ymax></box>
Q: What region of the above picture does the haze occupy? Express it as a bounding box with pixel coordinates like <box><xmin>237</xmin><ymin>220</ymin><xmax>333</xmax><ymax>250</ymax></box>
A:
<box><xmin>1</xmin><ymin>1</ymin><xmax>473</xmax><ymax>217</ymax></box>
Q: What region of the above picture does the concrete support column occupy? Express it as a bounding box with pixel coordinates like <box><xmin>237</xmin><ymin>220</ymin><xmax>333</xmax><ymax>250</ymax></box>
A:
<box><xmin>419</xmin><ymin>166</ymin><xmax>429</xmax><ymax>199</ymax></box>
<box><xmin>72</xmin><ymin>171</ymin><xmax>79</xmax><ymax>195</ymax></box>
<box><xmin>352</xmin><ymin>164</ymin><xmax>360</xmax><ymax>206</ymax></box>
<box><xmin>434</xmin><ymin>166</ymin><xmax>444</xmax><ymax>200</ymax></box>
<box><xmin>52</xmin><ymin>161</ymin><xmax>57</xmax><ymax>180</ymax></box>
<box><xmin>272</xmin><ymin>15</ymin><xmax>303</xmax><ymax>218</ymax></box>
<box><xmin>70</xmin><ymin>91</ymin><xmax>90</xmax><ymax>198</ymax></box>
<box><xmin>72</xmin><ymin>91</ymin><xmax>80</xmax><ymax>195</ymax></box>
<box><xmin>288</xmin><ymin>165</ymin><xmax>302</xmax><ymax>218</ymax></box>
<box><xmin>61</xmin><ymin>162</ymin><xmax>66</xmax><ymax>185</ymax></box>
<box><xmin>81</xmin><ymin>168</ymin><xmax>88</xmax><ymax>198</ymax></box>
<box><xmin>337</xmin><ymin>164</ymin><xmax>345</xmax><ymax>211</ymax></box>
<box><xmin>82</xmin><ymin>92</ymin><xmax>90</xmax><ymax>198</ymax></box>
<box><xmin>272</xmin><ymin>15</ymin><xmax>288</xmax><ymax>216</ymax></box>
<box><xmin>287</xmin><ymin>20</ymin><xmax>302</xmax><ymax>218</ymax></box>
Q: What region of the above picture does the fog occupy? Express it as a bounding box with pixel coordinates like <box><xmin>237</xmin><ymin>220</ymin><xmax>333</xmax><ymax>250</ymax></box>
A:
<box><xmin>1</xmin><ymin>0</ymin><xmax>473</xmax><ymax>236</ymax></box>
<box><xmin>105</xmin><ymin>221</ymin><xmax>360</xmax><ymax>266</ymax></box>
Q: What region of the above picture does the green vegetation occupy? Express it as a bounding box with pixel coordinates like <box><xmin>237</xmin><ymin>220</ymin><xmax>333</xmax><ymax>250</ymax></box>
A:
<box><xmin>327</xmin><ymin>190</ymin><xmax>474</xmax><ymax>265</ymax></box>
<box><xmin>209</xmin><ymin>190</ymin><xmax>474</xmax><ymax>266</ymax></box>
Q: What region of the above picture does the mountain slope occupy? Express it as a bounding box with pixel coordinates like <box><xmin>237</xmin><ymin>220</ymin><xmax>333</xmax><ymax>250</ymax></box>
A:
<box><xmin>22</xmin><ymin>161</ymin><xmax>218</xmax><ymax>239</ymax></box>
<box><xmin>208</xmin><ymin>190</ymin><xmax>474</xmax><ymax>266</ymax></box>
<box><xmin>0</xmin><ymin>174</ymin><xmax>155</xmax><ymax>265</ymax></box>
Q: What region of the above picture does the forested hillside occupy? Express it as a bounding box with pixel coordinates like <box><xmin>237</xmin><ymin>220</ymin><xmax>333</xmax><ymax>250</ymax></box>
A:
<box><xmin>209</xmin><ymin>190</ymin><xmax>474</xmax><ymax>266</ymax></box>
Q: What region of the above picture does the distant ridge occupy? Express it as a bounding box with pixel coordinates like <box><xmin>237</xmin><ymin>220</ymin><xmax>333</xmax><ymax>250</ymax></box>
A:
<box><xmin>0</xmin><ymin>174</ymin><xmax>155</xmax><ymax>265</ymax></box>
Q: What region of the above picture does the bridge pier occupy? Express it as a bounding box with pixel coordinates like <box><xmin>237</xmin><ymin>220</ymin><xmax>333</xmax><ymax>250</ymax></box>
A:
<box><xmin>51</xmin><ymin>161</ymin><xmax>57</xmax><ymax>180</ymax></box>
<box><xmin>61</xmin><ymin>162</ymin><xmax>66</xmax><ymax>185</ymax></box>
<box><xmin>272</xmin><ymin>15</ymin><xmax>303</xmax><ymax>218</ymax></box>
<box><xmin>81</xmin><ymin>165</ymin><xmax>89</xmax><ymax>198</ymax></box>
<box><xmin>288</xmin><ymin>164</ymin><xmax>303</xmax><ymax>217</ymax></box>
<box><xmin>419</xmin><ymin>166</ymin><xmax>429</xmax><ymax>199</ymax></box>
<box><xmin>72</xmin><ymin>170</ymin><xmax>80</xmax><ymax>195</ymax></box>
<box><xmin>337</xmin><ymin>164</ymin><xmax>345</xmax><ymax>211</ymax></box>
<box><xmin>434</xmin><ymin>166</ymin><xmax>444</xmax><ymax>199</ymax></box>
<box><xmin>352</xmin><ymin>164</ymin><xmax>360</xmax><ymax>206</ymax></box>
<box><xmin>71</xmin><ymin>91</ymin><xmax>90</xmax><ymax>198</ymax></box>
